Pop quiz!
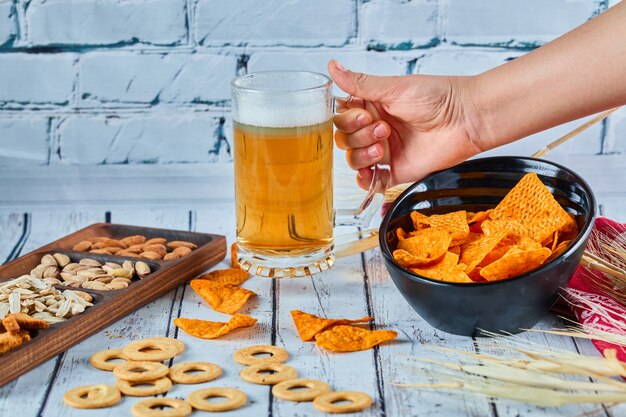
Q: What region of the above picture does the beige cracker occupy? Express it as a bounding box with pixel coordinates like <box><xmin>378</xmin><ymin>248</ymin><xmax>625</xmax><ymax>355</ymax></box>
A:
<box><xmin>123</xmin><ymin>338</ymin><xmax>179</xmax><ymax>362</ymax></box>
<box><xmin>233</xmin><ymin>344</ymin><xmax>288</xmax><ymax>366</ymax></box>
<box><xmin>272</xmin><ymin>378</ymin><xmax>331</xmax><ymax>402</ymax></box>
<box><xmin>239</xmin><ymin>363</ymin><xmax>297</xmax><ymax>385</ymax></box>
<box><xmin>113</xmin><ymin>361</ymin><xmax>169</xmax><ymax>382</ymax></box>
<box><xmin>313</xmin><ymin>391</ymin><xmax>373</xmax><ymax>413</ymax></box>
<box><xmin>168</xmin><ymin>361</ymin><xmax>222</xmax><ymax>384</ymax></box>
<box><xmin>115</xmin><ymin>376</ymin><xmax>172</xmax><ymax>397</ymax></box>
<box><xmin>63</xmin><ymin>384</ymin><xmax>121</xmax><ymax>409</ymax></box>
<box><xmin>131</xmin><ymin>398</ymin><xmax>192</xmax><ymax>417</ymax></box>
<box><xmin>187</xmin><ymin>387</ymin><xmax>247</xmax><ymax>412</ymax></box>
<box><xmin>144</xmin><ymin>337</ymin><xmax>185</xmax><ymax>354</ymax></box>
<box><xmin>89</xmin><ymin>348</ymin><xmax>129</xmax><ymax>371</ymax></box>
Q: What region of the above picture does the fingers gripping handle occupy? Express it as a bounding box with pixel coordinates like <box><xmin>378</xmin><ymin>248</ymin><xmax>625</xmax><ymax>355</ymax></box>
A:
<box><xmin>334</xmin><ymin>95</ymin><xmax>390</xmax><ymax>227</ymax></box>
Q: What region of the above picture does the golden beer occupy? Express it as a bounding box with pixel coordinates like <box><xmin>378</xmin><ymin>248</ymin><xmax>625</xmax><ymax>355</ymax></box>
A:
<box><xmin>234</xmin><ymin>120</ymin><xmax>334</xmax><ymax>256</ymax></box>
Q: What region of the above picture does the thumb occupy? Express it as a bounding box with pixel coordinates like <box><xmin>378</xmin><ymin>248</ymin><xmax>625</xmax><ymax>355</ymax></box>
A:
<box><xmin>328</xmin><ymin>59</ymin><xmax>400</xmax><ymax>102</ymax></box>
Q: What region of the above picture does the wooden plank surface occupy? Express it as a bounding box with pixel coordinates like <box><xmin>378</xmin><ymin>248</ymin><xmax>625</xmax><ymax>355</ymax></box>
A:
<box><xmin>0</xmin><ymin>210</ymin><xmax>105</xmax><ymax>417</ymax></box>
<box><xmin>37</xmin><ymin>209</ymin><xmax>192</xmax><ymax>417</ymax></box>
<box><xmin>0</xmin><ymin>212</ymin><xmax>26</xmax><ymax>263</ymax></box>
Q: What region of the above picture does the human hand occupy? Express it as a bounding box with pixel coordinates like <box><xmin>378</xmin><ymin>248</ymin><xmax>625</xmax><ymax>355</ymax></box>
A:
<box><xmin>328</xmin><ymin>60</ymin><xmax>486</xmax><ymax>189</ymax></box>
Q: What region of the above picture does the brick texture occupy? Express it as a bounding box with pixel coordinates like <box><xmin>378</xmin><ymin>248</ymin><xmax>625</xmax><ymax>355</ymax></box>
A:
<box><xmin>80</xmin><ymin>53</ymin><xmax>236</xmax><ymax>106</ymax></box>
<box><xmin>0</xmin><ymin>117</ymin><xmax>49</xmax><ymax>165</ymax></box>
<box><xmin>195</xmin><ymin>0</ymin><xmax>355</xmax><ymax>47</ymax></box>
<box><xmin>0</xmin><ymin>54</ymin><xmax>76</xmax><ymax>105</ymax></box>
<box><xmin>361</xmin><ymin>0</ymin><xmax>439</xmax><ymax>50</ymax></box>
<box><xmin>0</xmin><ymin>0</ymin><xmax>618</xmax><ymax>169</ymax></box>
<box><xmin>0</xmin><ymin>0</ymin><xmax>15</xmax><ymax>46</ymax></box>
<box><xmin>27</xmin><ymin>0</ymin><xmax>187</xmax><ymax>46</ymax></box>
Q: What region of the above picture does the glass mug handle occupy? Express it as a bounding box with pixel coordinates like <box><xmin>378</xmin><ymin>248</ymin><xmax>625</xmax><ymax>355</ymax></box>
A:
<box><xmin>333</xmin><ymin>95</ymin><xmax>390</xmax><ymax>228</ymax></box>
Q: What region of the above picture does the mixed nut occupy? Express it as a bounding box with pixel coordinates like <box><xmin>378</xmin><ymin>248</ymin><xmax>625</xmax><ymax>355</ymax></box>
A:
<box><xmin>72</xmin><ymin>235</ymin><xmax>198</xmax><ymax>261</ymax></box>
<box><xmin>32</xmin><ymin>253</ymin><xmax>151</xmax><ymax>291</ymax></box>
<box><xmin>0</xmin><ymin>275</ymin><xmax>93</xmax><ymax>324</ymax></box>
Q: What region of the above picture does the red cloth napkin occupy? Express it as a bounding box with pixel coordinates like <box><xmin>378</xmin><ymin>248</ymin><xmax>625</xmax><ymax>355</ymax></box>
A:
<box><xmin>567</xmin><ymin>217</ymin><xmax>626</xmax><ymax>361</ymax></box>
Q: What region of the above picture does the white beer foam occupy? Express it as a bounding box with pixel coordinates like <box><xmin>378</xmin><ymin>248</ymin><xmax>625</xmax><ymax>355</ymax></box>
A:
<box><xmin>234</xmin><ymin>91</ymin><xmax>332</xmax><ymax>128</ymax></box>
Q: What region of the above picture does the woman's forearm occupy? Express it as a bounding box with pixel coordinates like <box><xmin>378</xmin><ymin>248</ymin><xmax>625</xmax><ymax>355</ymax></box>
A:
<box><xmin>471</xmin><ymin>2</ymin><xmax>626</xmax><ymax>150</ymax></box>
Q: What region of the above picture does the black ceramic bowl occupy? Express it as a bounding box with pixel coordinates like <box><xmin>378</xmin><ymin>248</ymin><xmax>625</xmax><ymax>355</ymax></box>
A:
<box><xmin>379</xmin><ymin>157</ymin><xmax>596</xmax><ymax>336</ymax></box>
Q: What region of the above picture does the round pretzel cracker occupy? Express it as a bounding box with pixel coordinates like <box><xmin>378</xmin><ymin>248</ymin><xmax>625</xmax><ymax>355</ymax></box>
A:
<box><xmin>233</xmin><ymin>344</ymin><xmax>288</xmax><ymax>366</ymax></box>
<box><xmin>115</xmin><ymin>376</ymin><xmax>172</xmax><ymax>396</ymax></box>
<box><xmin>90</xmin><ymin>348</ymin><xmax>129</xmax><ymax>371</ymax></box>
<box><xmin>63</xmin><ymin>384</ymin><xmax>121</xmax><ymax>409</ymax></box>
<box><xmin>313</xmin><ymin>391</ymin><xmax>373</xmax><ymax>413</ymax></box>
<box><xmin>131</xmin><ymin>398</ymin><xmax>192</xmax><ymax>417</ymax></box>
<box><xmin>168</xmin><ymin>361</ymin><xmax>222</xmax><ymax>384</ymax></box>
<box><xmin>272</xmin><ymin>378</ymin><xmax>331</xmax><ymax>402</ymax></box>
<box><xmin>187</xmin><ymin>387</ymin><xmax>247</xmax><ymax>412</ymax></box>
<box><xmin>113</xmin><ymin>361</ymin><xmax>169</xmax><ymax>382</ymax></box>
<box><xmin>143</xmin><ymin>337</ymin><xmax>185</xmax><ymax>354</ymax></box>
<box><xmin>239</xmin><ymin>363</ymin><xmax>297</xmax><ymax>385</ymax></box>
<box><xmin>122</xmin><ymin>338</ymin><xmax>179</xmax><ymax>362</ymax></box>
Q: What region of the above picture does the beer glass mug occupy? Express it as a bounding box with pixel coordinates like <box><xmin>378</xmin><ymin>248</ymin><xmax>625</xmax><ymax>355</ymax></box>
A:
<box><xmin>231</xmin><ymin>71</ymin><xmax>386</xmax><ymax>278</ymax></box>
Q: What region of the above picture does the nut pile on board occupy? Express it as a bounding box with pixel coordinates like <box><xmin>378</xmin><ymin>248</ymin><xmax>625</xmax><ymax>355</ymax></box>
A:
<box><xmin>32</xmin><ymin>254</ymin><xmax>151</xmax><ymax>291</ymax></box>
<box><xmin>72</xmin><ymin>235</ymin><xmax>198</xmax><ymax>261</ymax></box>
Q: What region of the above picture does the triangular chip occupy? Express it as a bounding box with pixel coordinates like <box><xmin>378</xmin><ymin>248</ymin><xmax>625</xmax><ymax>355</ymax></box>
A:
<box><xmin>394</xmin><ymin>227</ymin><xmax>452</xmax><ymax>266</ymax></box>
<box><xmin>196</xmin><ymin>268</ymin><xmax>250</xmax><ymax>286</ymax></box>
<box><xmin>173</xmin><ymin>314</ymin><xmax>256</xmax><ymax>339</ymax></box>
<box><xmin>481</xmin><ymin>220</ymin><xmax>529</xmax><ymax>238</ymax></box>
<box><xmin>459</xmin><ymin>231</ymin><xmax>507</xmax><ymax>272</ymax></box>
<box><xmin>410</xmin><ymin>211</ymin><xmax>431</xmax><ymax>231</ymax></box>
<box><xmin>410</xmin><ymin>252</ymin><xmax>473</xmax><ymax>283</ymax></box>
<box><xmin>426</xmin><ymin>211</ymin><xmax>470</xmax><ymax>244</ymax></box>
<box><xmin>490</xmin><ymin>173</ymin><xmax>575</xmax><ymax>243</ymax></box>
<box><xmin>315</xmin><ymin>325</ymin><xmax>397</xmax><ymax>352</ymax></box>
<box><xmin>290</xmin><ymin>310</ymin><xmax>373</xmax><ymax>342</ymax></box>
<box><xmin>480</xmin><ymin>247</ymin><xmax>552</xmax><ymax>281</ymax></box>
<box><xmin>190</xmin><ymin>280</ymin><xmax>256</xmax><ymax>314</ymax></box>
<box><xmin>467</xmin><ymin>209</ymin><xmax>493</xmax><ymax>224</ymax></box>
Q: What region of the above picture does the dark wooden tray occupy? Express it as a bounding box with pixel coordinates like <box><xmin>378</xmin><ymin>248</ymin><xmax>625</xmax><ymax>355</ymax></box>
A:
<box><xmin>0</xmin><ymin>223</ymin><xmax>226</xmax><ymax>386</ymax></box>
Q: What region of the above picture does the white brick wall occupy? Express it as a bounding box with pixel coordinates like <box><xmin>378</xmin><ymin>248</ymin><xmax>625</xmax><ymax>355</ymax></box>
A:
<box><xmin>195</xmin><ymin>0</ymin><xmax>355</xmax><ymax>47</ymax></box>
<box><xmin>0</xmin><ymin>0</ymin><xmax>15</xmax><ymax>47</ymax></box>
<box><xmin>0</xmin><ymin>0</ymin><xmax>619</xmax><ymax>173</ymax></box>
<box><xmin>26</xmin><ymin>0</ymin><xmax>187</xmax><ymax>46</ymax></box>
<box><xmin>0</xmin><ymin>117</ymin><xmax>49</xmax><ymax>165</ymax></box>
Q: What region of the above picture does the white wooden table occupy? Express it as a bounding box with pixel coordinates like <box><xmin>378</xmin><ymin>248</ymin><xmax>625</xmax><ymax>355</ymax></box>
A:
<box><xmin>0</xmin><ymin>203</ymin><xmax>625</xmax><ymax>417</ymax></box>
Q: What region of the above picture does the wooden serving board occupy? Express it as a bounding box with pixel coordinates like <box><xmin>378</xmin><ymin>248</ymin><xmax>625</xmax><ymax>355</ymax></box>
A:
<box><xmin>0</xmin><ymin>223</ymin><xmax>226</xmax><ymax>387</ymax></box>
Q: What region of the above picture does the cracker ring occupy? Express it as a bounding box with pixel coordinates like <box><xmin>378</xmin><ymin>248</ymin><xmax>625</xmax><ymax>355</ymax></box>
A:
<box><xmin>239</xmin><ymin>363</ymin><xmax>298</xmax><ymax>385</ymax></box>
<box><xmin>113</xmin><ymin>361</ymin><xmax>169</xmax><ymax>382</ymax></box>
<box><xmin>233</xmin><ymin>344</ymin><xmax>288</xmax><ymax>366</ymax></box>
<box><xmin>272</xmin><ymin>378</ymin><xmax>331</xmax><ymax>402</ymax></box>
<box><xmin>144</xmin><ymin>337</ymin><xmax>185</xmax><ymax>354</ymax></box>
<box><xmin>115</xmin><ymin>376</ymin><xmax>172</xmax><ymax>397</ymax></box>
<box><xmin>63</xmin><ymin>384</ymin><xmax>121</xmax><ymax>409</ymax></box>
<box><xmin>131</xmin><ymin>398</ymin><xmax>192</xmax><ymax>417</ymax></box>
<box><xmin>168</xmin><ymin>361</ymin><xmax>222</xmax><ymax>384</ymax></box>
<box><xmin>90</xmin><ymin>348</ymin><xmax>129</xmax><ymax>371</ymax></box>
<box><xmin>123</xmin><ymin>339</ymin><xmax>179</xmax><ymax>362</ymax></box>
<box><xmin>187</xmin><ymin>387</ymin><xmax>247</xmax><ymax>412</ymax></box>
<box><xmin>313</xmin><ymin>391</ymin><xmax>373</xmax><ymax>413</ymax></box>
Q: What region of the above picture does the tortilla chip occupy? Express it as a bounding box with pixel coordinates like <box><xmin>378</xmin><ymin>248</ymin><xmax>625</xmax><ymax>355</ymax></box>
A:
<box><xmin>0</xmin><ymin>331</ymin><xmax>25</xmax><ymax>354</ymax></box>
<box><xmin>547</xmin><ymin>239</ymin><xmax>573</xmax><ymax>262</ymax></box>
<box><xmin>196</xmin><ymin>268</ymin><xmax>250</xmax><ymax>286</ymax></box>
<box><xmin>290</xmin><ymin>310</ymin><xmax>373</xmax><ymax>342</ymax></box>
<box><xmin>315</xmin><ymin>325</ymin><xmax>397</xmax><ymax>352</ymax></box>
<box><xmin>231</xmin><ymin>243</ymin><xmax>240</xmax><ymax>269</ymax></box>
<box><xmin>190</xmin><ymin>279</ymin><xmax>255</xmax><ymax>314</ymax></box>
<box><xmin>467</xmin><ymin>209</ymin><xmax>493</xmax><ymax>224</ymax></box>
<box><xmin>410</xmin><ymin>252</ymin><xmax>473</xmax><ymax>283</ymax></box>
<box><xmin>480</xmin><ymin>247</ymin><xmax>552</xmax><ymax>281</ymax></box>
<box><xmin>490</xmin><ymin>173</ymin><xmax>574</xmax><ymax>243</ymax></box>
<box><xmin>396</xmin><ymin>227</ymin><xmax>409</xmax><ymax>241</ymax></box>
<box><xmin>410</xmin><ymin>211</ymin><xmax>431</xmax><ymax>231</ymax></box>
<box><xmin>459</xmin><ymin>231</ymin><xmax>507</xmax><ymax>272</ymax></box>
<box><xmin>394</xmin><ymin>227</ymin><xmax>452</xmax><ymax>266</ymax></box>
<box><xmin>1</xmin><ymin>316</ymin><xmax>20</xmax><ymax>335</ymax></box>
<box><xmin>7</xmin><ymin>313</ymin><xmax>48</xmax><ymax>330</ymax></box>
<box><xmin>427</xmin><ymin>211</ymin><xmax>470</xmax><ymax>244</ymax></box>
<box><xmin>481</xmin><ymin>220</ymin><xmax>529</xmax><ymax>238</ymax></box>
<box><xmin>173</xmin><ymin>314</ymin><xmax>257</xmax><ymax>339</ymax></box>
